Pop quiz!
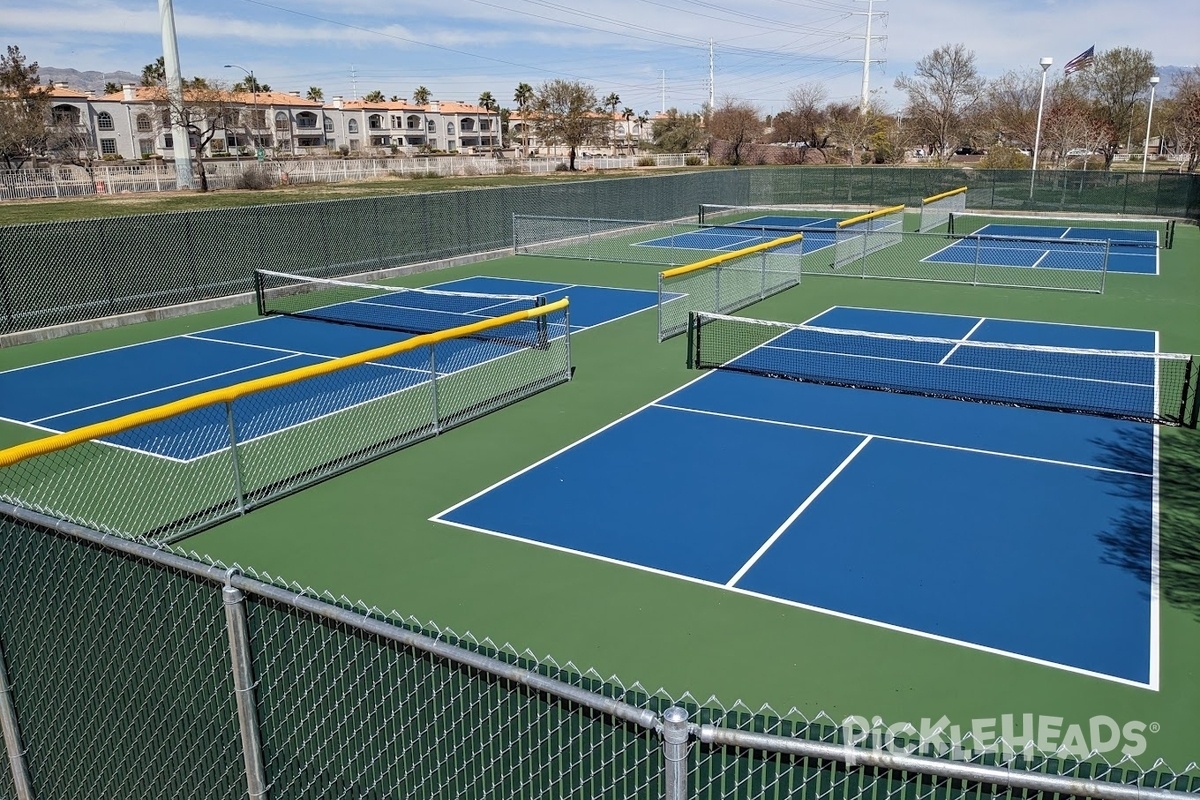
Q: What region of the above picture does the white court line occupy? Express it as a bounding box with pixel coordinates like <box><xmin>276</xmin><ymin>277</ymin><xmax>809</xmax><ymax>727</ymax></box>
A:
<box><xmin>937</xmin><ymin>317</ymin><xmax>987</xmax><ymax>365</ymax></box>
<box><xmin>726</xmin><ymin>435</ymin><xmax>874</xmax><ymax>587</ymax></box>
<box><xmin>32</xmin><ymin>352</ymin><xmax>306</xmax><ymax>424</ymax></box>
<box><xmin>652</xmin><ymin>402</ymin><xmax>1152</xmax><ymax>477</ymax></box>
<box><xmin>759</xmin><ymin>342</ymin><xmax>1154</xmax><ymax>389</ymax></box>
<box><xmin>1031</xmin><ymin>249</ymin><xmax>1051</xmax><ymax>269</ymax></box>
<box><xmin>1149</xmin><ymin>333</ymin><xmax>1161</xmax><ymax>689</ymax></box>
<box><xmin>819</xmin><ymin>305</ymin><xmax>1161</xmax><ymax>336</ymax></box>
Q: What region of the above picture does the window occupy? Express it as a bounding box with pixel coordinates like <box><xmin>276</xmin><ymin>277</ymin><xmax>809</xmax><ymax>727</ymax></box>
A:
<box><xmin>97</xmin><ymin>112</ymin><xmax>114</xmax><ymax>131</ymax></box>
<box><xmin>348</xmin><ymin>119</ymin><xmax>359</xmax><ymax>134</ymax></box>
<box><xmin>251</xmin><ymin>110</ymin><xmax>266</xmax><ymax>129</ymax></box>
<box><xmin>297</xmin><ymin>136</ymin><xmax>323</xmax><ymax>148</ymax></box>
<box><xmin>460</xmin><ymin>118</ymin><xmax>475</xmax><ymax>132</ymax></box>
<box><xmin>370</xmin><ymin>135</ymin><xmax>390</xmax><ymax>146</ymax></box>
<box><xmin>407</xmin><ymin>115</ymin><xmax>421</xmax><ymax>129</ymax></box>
<box><xmin>100</xmin><ymin>138</ymin><xmax>117</xmax><ymax>155</ymax></box>
<box><xmin>391</xmin><ymin>115</ymin><xmax>404</xmax><ymax>128</ymax></box>
<box><xmin>139</xmin><ymin>139</ymin><xmax>155</xmax><ymax>157</ymax></box>
<box><xmin>163</xmin><ymin>134</ymin><xmax>173</xmax><ymax>148</ymax></box>
<box><xmin>161</xmin><ymin>109</ymin><xmax>171</xmax><ymax>126</ymax></box>
<box><xmin>210</xmin><ymin>139</ymin><xmax>226</xmax><ymax>152</ymax></box>
<box><xmin>324</xmin><ymin>117</ymin><xmax>334</xmax><ymax>132</ymax></box>
<box><xmin>52</xmin><ymin>105</ymin><xmax>80</xmax><ymax>125</ymax></box>
<box><xmin>349</xmin><ymin>139</ymin><xmax>361</xmax><ymax>151</ymax></box>
<box><xmin>136</xmin><ymin>113</ymin><xmax>152</xmax><ymax>132</ymax></box>
<box><xmin>427</xmin><ymin>119</ymin><xmax>436</xmax><ymax>133</ymax></box>
<box><xmin>447</xmin><ymin>122</ymin><xmax>455</xmax><ymax>135</ymax></box>
<box><xmin>368</xmin><ymin>114</ymin><xmax>384</xmax><ymax>130</ymax></box>
<box><xmin>274</xmin><ymin>111</ymin><xmax>289</xmax><ymax>131</ymax></box>
<box><xmin>296</xmin><ymin>111</ymin><xmax>318</xmax><ymax>129</ymax></box>
<box><xmin>480</xmin><ymin>119</ymin><xmax>491</xmax><ymax>131</ymax></box>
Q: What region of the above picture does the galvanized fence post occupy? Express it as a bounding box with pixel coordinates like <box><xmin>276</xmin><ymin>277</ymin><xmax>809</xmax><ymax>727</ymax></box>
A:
<box><xmin>0</xmin><ymin>638</ymin><xmax>34</xmax><ymax>800</ymax></box>
<box><xmin>223</xmin><ymin>579</ymin><xmax>269</xmax><ymax>800</ymax></box>
<box><xmin>661</xmin><ymin>706</ymin><xmax>690</xmax><ymax>800</ymax></box>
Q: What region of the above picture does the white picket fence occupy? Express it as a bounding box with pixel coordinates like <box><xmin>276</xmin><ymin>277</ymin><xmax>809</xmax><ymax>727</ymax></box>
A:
<box><xmin>0</xmin><ymin>153</ymin><xmax>706</xmax><ymax>201</ymax></box>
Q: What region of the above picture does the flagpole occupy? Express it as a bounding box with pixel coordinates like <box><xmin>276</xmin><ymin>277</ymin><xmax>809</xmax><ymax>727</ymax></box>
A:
<box><xmin>1030</xmin><ymin>57</ymin><xmax>1052</xmax><ymax>200</ymax></box>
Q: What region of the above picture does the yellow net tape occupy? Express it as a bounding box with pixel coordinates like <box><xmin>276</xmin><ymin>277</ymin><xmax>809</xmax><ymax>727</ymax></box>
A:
<box><xmin>922</xmin><ymin>187</ymin><xmax>968</xmax><ymax>205</ymax></box>
<box><xmin>837</xmin><ymin>205</ymin><xmax>906</xmax><ymax>229</ymax></box>
<box><xmin>0</xmin><ymin>297</ymin><xmax>569</xmax><ymax>469</ymax></box>
<box><xmin>659</xmin><ymin>232</ymin><xmax>804</xmax><ymax>280</ymax></box>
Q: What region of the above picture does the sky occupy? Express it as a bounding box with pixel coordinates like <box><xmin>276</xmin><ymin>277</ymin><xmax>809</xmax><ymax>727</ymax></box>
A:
<box><xmin>2</xmin><ymin>0</ymin><xmax>1197</xmax><ymax>116</ymax></box>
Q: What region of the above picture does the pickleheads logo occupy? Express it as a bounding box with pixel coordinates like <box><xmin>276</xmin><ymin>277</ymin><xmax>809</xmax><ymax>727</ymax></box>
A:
<box><xmin>841</xmin><ymin>714</ymin><xmax>1154</xmax><ymax>760</ymax></box>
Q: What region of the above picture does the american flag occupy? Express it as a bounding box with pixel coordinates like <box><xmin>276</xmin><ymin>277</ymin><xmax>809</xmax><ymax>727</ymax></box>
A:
<box><xmin>1064</xmin><ymin>46</ymin><xmax>1095</xmax><ymax>76</ymax></box>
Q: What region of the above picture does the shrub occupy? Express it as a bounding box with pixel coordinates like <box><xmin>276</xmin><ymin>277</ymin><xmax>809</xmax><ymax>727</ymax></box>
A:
<box><xmin>637</xmin><ymin>156</ymin><xmax>656</xmax><ymax>167</ymax></box>
<box><xmin>236</xmin><ymin>166</ymin><xmax>273</xmax><ymax>190</ymax></box>
<box><xmin>554</xmin><ymin>162</ymin><xmax>570</xmax><ymax>171</ymax></box>
<box><xmin>684</xmin><ymin>155</ymin><xmax>704</xmax><ymax>166</ymax></box>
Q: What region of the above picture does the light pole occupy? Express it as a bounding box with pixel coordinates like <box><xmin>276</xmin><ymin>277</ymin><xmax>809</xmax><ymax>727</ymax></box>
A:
<box><xmin>1142</xmin><ymin>75</ymin><xmax>1160</xmax><ymax>174</ymax></box>
<box><xmin>1029</xmin><ymin>56</ymin><xmax>1052</xmax><ymax>200</ymax></box>
<box><xmin>224</xmin><ymin>64</ymin><xmax>258</xmax><ymax>157</ymax></box>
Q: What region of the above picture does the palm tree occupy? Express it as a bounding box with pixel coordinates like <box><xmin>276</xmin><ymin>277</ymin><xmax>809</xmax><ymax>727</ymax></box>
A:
<box><xmin>514</xmin><ymin>82</ymin><xmax>534</xmax><ymax>157</ymax></box>
<box><xmin>636</xmin><ymin>112</ymin><xmax>649</xmax><ymax>153</ymax></box>
<box><xmin>478</xmin><ymin>91</ymin><xmax>499</xmax><ymax>154</ymax></box>
<box><xmin>622</xmin><ymin>107</ymin><xmax>634</xmax><ymax>153</ymax></box>
<box><xmin>604</xmin><ymin>92</ymin><xmax>621</xmax><ymax>153</ymax></box>
<box><xmin>413</xmin><ymin>86</ymin><xmax>432</xmax><ymax>150</ymax></box>
<box><xmin>306</xmin><ymin>86</ymin><xmax>324</xmax><ymax>102</ymax></box>
<box><xmin>363</xmin><ymin>90</ymin><xmax>385</xmax><ymax>103</ymax></box>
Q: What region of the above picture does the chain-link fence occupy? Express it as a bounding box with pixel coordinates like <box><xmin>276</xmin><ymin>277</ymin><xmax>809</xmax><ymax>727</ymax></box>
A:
<box><xmin>2</xmin><ymin>167</ymin><xmax>1195</xmax><ymax>343</ymax></box>
<box><xmin>2</xmin><ymin>503</ymin><xmax>1198</xmax><ymax>800</ymax></box>
<box><xmin>0</xmin><ymin>299</ymin><xmax>570</xmax><ymax>544</ymax></box>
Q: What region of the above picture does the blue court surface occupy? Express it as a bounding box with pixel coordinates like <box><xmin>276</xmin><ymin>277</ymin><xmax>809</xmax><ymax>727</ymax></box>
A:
<box><xmin>637</xmin><ymin>215</ymin><xmax>838</xmax><ymax>254</ymax></box>
<box><xmin>0</xmin><ymin>276</ymin><xmax>662</xmax><ymax>461</ymax></box>
<box><xmin>434</xmin><ymin>306</ymin><xmax>1161</xmax><ymax>687</ymax></box>
<box><xmin>927</xmin><ymin>223</ymin><xmax>1158</xmax><ymax>274</ymax></box>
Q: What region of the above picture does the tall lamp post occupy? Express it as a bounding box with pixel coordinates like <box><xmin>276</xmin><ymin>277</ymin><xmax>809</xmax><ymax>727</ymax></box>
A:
<box><xmin>1029</xmin><ymin>56</ymin><xmax>1053</xmax><ymax>200</ymax></box>
<box><xmin>1142</xmin><ymin>75</ymin><xmax>1160</xmax><ymax>174</ymax></box>
<box><xmin>224</xmin><ymin>64</ymin><xmax>258</xmax><ymax>157</ymax></box>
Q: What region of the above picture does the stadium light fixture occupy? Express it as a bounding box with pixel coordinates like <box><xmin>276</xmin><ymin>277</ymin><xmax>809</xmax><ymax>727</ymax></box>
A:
<box><xmin>1029</xmin><ymin>57</ymin><xmax>1053</xmax><ymax>199</ymax></box>
<box><xmin>1142</xmin><ymin>76</ymin><xmax>1160</xmax><ymax>174</ymax></box>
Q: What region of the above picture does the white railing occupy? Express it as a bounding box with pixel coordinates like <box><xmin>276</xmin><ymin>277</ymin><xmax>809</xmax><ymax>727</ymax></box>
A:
<box><xmin>0</xmin><ymin>152</ymin><xmax>707</xmax><ymax>201</ymax></box>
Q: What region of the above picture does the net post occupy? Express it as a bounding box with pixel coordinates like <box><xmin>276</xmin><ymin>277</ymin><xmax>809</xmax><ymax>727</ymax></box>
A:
<box><xmin>661</xmin><ymin>706</ymin><xmax>691</xmax><ymax>800</ymax></box>
<box><xmin>224</xmin><ymin>400</ymin><xmax>248</xmax><ymax>516</ymax></box>
<box><xmin>222</xmin><ymin>582</ymin><xmax>269</xmax><ymax>800</ymax></box>
<box><xmin>1099</xmin><ymin>241</ymin><xmax>1110</xmax><ymax>294</ymax></box>
<box><xmin>0</xmin><ymin>635</ymin><xmax>34</xmax><ymax>800</ymax></box>
<box><xmin>429</xmin><ymin>345</ymin><xmax>441</xmax><ymax>431</ymax></box>
<box><xmin>253</xmin><ymin>269</ymin><xmax>266</xmax><ymax>316</ymax></box>
<box><xmin>657</xmin><ymin>272</ymin><xmax>666</xmax><ymax>343</ymax></box>
<box><xmin>714</xmin><ymin>265</ymin><xmax>722</xmax><ymax>314</ymax></box>
<box><xmin>1180</xmin><ymin>357</ymin><xmax>1195</xmax><ymax>428</ymax></box>
<box><xmin>1166</xmin><ymin>219</ymin><xmax>1175</xmax><ymax>249</ymax></box>
<box><xmin>511</xmin><ymin>212</ymin><xmax>517</xmax><ymax>254</ymax></box>
<box><xmin>972</xmin><ymin>236</ymin><xmax>981</xmax><ymax>286</ymax></box>
<box><xmin>686</xmin><ymin>312</ymin><xmax>697</xmax><ymax>369</ymax></box>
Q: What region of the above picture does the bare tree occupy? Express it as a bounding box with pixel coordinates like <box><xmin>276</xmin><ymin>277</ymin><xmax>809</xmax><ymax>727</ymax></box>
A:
<box><xmin>707</xmin><ymin>97</ymin><xmax>761</xmax><ymax>165</ymax></box>
<box><xmin>1074</xmin><ymin>46</ymin><xmax>1156</xmax><ymax>166</ymax></box>
<box><xmin>150</xmin><ymin>79</ymin><xmax>247</xmax><ymax>191</ymax></box>
<box><xmin>1163</xmin><ymin>67</ymin><xmax>1200</xmax><ymax>172</ymax></box>
<box><xmin>785</xmin><ymin>83</ymin><xmax>832</xmax><ymax>161</ymax></box>
<box><xmin>827</xmin><ymin>101</ymin><xmax>884</xmax><ymax>165</ymax></box>
<box><xmin>983</xmin><ymin>67</ymin><xmax>1050</xmax><ymax>152</ymax></box>
<box><xmin>531</xmin><ymin>79</ymin><xmax>606</xmax><ymax>170</ymax></box>
<box><xmin>894</xmin><ymin>43</ymin><xmax>985</xmax><ymax>158</ymax></box>
<box><xmin>0</xmin><ymin>45</ymin><xmax>51</xmax><ymax>169</ymax></box>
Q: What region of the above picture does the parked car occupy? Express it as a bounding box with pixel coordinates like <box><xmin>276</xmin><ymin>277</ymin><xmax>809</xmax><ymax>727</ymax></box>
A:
<box><xmin>1066</xmin><ymin>148</ymin><xmax>1098</xmax><ymax>156</ymax></box>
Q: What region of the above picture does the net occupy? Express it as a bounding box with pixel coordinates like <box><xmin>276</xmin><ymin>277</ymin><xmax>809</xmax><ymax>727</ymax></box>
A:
<box><xmin>831</xmin><ymin>205</ymin><xmax>905</xmax><ymax>270</ymax></box>
<box><xmin>948</xmin><ymin>213</ymin><xmax>1172</xmax><ymax>249</ymax></box>
<box><xmin>919</xmin><ymin>187</ymin><xmax>966</xmax><ymax>232</ymax></box>
<box><xmin>255</xmin><ymin>269</ymin><xmax>548</xmax><ymax>349</ymax></box>
<box><xmin>657</xmin><ymin>234</ymin><xmax>803</xmax><ymax>341</ymax></box>
<box><xmin>687</xmin><ymin>311</ymin><xmax>1194</xmax><ymax>426</ymax></box>
<box><xmin>698</xmin><ymin>204</ymin><xmax>850</xmax><ymax>234</ymax></box>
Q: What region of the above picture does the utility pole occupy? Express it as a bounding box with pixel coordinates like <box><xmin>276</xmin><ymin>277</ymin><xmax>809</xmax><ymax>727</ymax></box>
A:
<box><xmin>853</xmin><ymin>0</ymin><xmax>887</xmax><ymax>112</ymax></box>
<box><xmin>158</xmin><ymin>0</ymin><xmax>194</xmax><ymax>189</ymax></box>
<box><xmin>708</xmin><ymin>40</ymin><xmax>715</xmax><ymax>110</ymax></box>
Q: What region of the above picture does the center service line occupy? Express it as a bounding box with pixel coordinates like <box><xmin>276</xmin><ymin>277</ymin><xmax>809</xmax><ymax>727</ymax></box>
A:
<box><xmin>725</xmin><ymin>435</ymin><xmax>874</xmax><ymax>588</ymax></box>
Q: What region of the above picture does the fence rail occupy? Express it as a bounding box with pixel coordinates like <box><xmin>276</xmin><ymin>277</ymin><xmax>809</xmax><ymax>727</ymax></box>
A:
<box><xmin>0</xmin><ymin>153</ymin><xmax>705</xmax><ymax>200</ymax></box>
<box><xmin>1</xmin><ymin>502</ymin><xmax>1197</xmax><ymax>800</ymax></box>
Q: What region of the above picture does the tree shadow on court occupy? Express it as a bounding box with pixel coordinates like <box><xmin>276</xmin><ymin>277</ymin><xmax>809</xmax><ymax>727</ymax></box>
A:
<box><xmin>1093</xmin><ymin>426</ymin><xmax>1200</xmax><ymax>621</ymax></box>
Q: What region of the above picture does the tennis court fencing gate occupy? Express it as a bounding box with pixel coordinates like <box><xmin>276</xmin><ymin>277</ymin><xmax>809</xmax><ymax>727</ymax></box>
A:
<box><xmin>1</xmin><ymin>503</ymin><xmax>1198</xmax><ymax>800</ymax></box>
